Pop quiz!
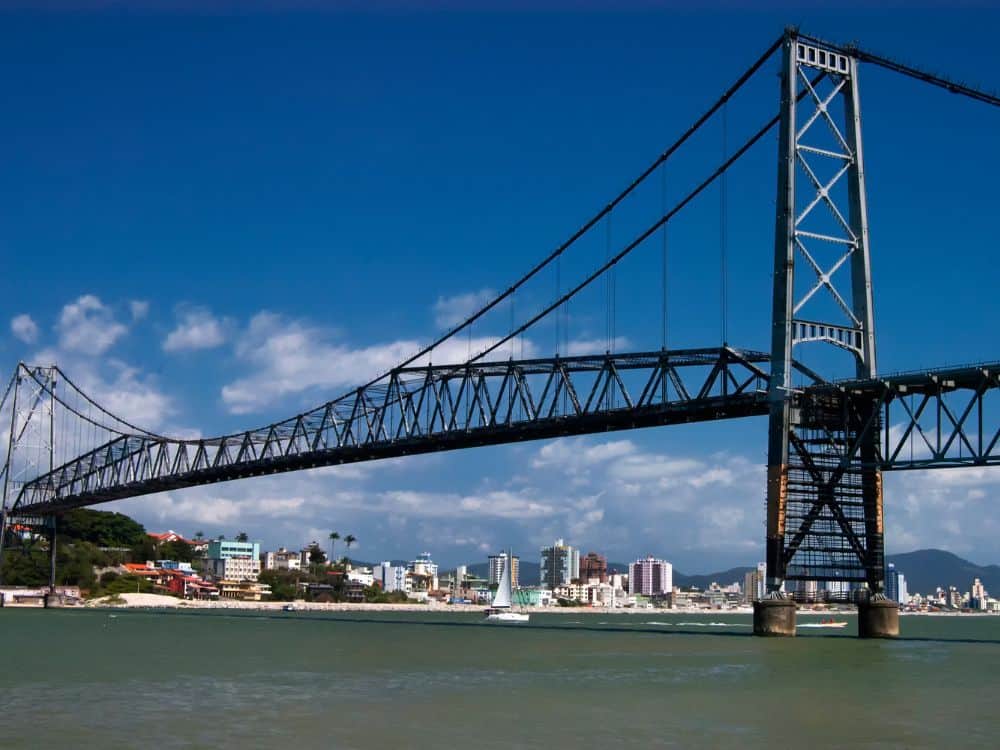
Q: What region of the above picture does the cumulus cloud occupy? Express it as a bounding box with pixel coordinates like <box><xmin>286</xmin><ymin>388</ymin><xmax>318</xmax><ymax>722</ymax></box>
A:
<box><xmin>57</xmin><ymin>295</ymin><xmax>128</xmax><ymax>355</ymax></box>
<box><xmin>163</xmin><ymin>307</ymin><xmax>228</xmax><ymax>352</ymax></box>
<box><xmin>220</xmin><ymin>311</ymin><xmax>538</xmax><ymax>414</ymax></box>
<box><xmin>10</xmin><ymin>313</ymin><xmax>38</xmax><ymax>344</ymax></box>
<box><xmin>433</xmin><ymin>288</ymin><xmax>495</xmax><ymax>328</ymax></box>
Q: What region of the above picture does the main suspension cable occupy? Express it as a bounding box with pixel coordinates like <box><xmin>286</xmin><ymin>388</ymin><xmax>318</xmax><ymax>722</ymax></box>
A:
<box><xmin>468</xmin><ymin>108</ymin><xmax>782</xmax><ymax>365</ymax></box>
<box><xmin>52</xmin><ymin>366</ymin><xmax>163</xmax><ymax>438</ymax></box>
<box><xmin>348</xmin><ymin>34</ymin><xmax>784</xmax><ymax>391</ymax></box>
<box><xmin>797</xmin><ymin>31</ymin><xmax>1000</xmax><ymax>108</ymax></box>
<box><xmin>720</xmin><ymin>100</ymin><xmax>729</xmax><ymax>345</ymax></box>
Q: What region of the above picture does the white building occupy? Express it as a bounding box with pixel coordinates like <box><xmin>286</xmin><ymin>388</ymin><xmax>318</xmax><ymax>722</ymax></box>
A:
<box><xmin>488</xmin><ymin>552</ymin><xmax>520</xmax><ymax>588</ymax></box>
<box><xmin>374</xmin><ymin>562</ymin><xmax>409</xmax><ymax>593</ymax></box>
<box><xmin>262</xmin><ymin>547</ymin><xmax>304</xmax><ymax>571</ymax></box>
<box><xmin>409</xmin><ymin>552</ymin><xmax>439</xmax><ymax>590</ymax></box>
<box><xmin>206</xmin><ymin>539</ymin><xmax>261</xmax><ymax>582</ymax></box>
<box><xmin>208</xmin><ymin>556</ymin><xmax>261</xmax><ymax>582</ymax></box>
<box><xmin>347</xmin><ymin>566</ymin><xmax>375</xmax><ymax>587</ymax></box>
<box><xmin>971</xmin><ymin>578</ymin><xmax>989</xmax><ymax>610</ymax></box>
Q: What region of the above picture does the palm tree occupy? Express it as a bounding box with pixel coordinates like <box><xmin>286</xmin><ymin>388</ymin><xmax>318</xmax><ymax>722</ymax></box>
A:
<box><xmin>236</xmin><ymin>531</ymin><xmax>249</xmax><ymax>542</ymax></box>
<box><xmin>195</xmin><ymin>531</ymin><xmax>204</xmax><ymax>541</ymax></box>
<box><xmin>329</xmin><ymin>531</ymin><xmax>340</xmax><ymax>563</ymax></box>
<box><xmin>343</xmin><ymin>534</ymin><xmax>356</xmax><ymax>567</ymax></box>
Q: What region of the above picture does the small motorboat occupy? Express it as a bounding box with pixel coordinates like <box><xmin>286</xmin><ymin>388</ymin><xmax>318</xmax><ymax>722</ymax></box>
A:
<box><xmin>800</xmin><ymin>618</ymin><xmax>848</xmax><ymax>629</ymax></box>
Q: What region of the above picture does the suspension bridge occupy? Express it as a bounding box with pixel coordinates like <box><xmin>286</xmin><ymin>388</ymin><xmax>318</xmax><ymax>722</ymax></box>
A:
<box><xmin>2</xmin><ymin>29</ymin><xmax>998</xmax><ymax>636</ymax></box>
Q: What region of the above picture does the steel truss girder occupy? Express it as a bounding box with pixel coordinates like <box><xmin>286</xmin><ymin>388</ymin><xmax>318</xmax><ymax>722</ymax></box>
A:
<box><xmin>811</xmin><ymin>363</ymin><xmax>1000</xmax><ymax>471</ymax></box>
<box><xmin>12</xmin><ymin>347</ymin><xmax>784</xmax><ymax>515</ymax></box>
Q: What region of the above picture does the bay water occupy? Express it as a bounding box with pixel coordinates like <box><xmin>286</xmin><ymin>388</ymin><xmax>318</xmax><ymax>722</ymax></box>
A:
<box><xmin>1</xmin><ymin>609</ymin><xmax>996</xmax><ymax>748</ymax></box>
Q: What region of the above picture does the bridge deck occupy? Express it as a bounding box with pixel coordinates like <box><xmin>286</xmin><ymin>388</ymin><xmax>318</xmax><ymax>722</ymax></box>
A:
<box><xmin>9</xmin><ymin>350</ymin><xmax>999</xmax><ymax>515</ymax></box>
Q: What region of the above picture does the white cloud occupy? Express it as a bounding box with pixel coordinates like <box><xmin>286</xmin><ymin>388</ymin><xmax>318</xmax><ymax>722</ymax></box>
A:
<box><xmin>220</xmin><ymin>311</ymin><xmax>538</xmax><ymax>414</ymax></box>
<box><xmin>130</xmin><ymin>300</ymin><xmax>150</xmax><ymax>321</ymax></box>
<box><xmin>433</xmin><ymin>288</ymin><xmax>496</xmax><ymax>329</ymax></box>
<box><xmin>163</xmin><ymin>307</ymin><xmax>228</xmax><ymax>352</ymax></box>
<box><xmin>10</xmin><ymin>313</ymin><xmax>38</xmax><ymax>344</ymax></box>
<box><xmin>564</xmin><ymin>336</ymin><xmax>630</xmax><ymax>356</ymax></box>
<box><xmin>56</xmin><ymin>295</ymin><xmax>128</xmax><ymax>355</ymax></box>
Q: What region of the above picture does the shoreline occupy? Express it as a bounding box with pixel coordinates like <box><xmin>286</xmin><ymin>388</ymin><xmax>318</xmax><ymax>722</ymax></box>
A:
<box><xmin>63</xmin><ymin>593</ymin><xmax>998</xmax><ymax>616</ymax></box>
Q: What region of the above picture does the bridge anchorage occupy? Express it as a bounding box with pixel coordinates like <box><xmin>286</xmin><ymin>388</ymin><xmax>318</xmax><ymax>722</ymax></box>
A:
<box><xmin>2</xmin><ymin>29</ymin><xmax>999</xmax><ymax>634</ymax></box>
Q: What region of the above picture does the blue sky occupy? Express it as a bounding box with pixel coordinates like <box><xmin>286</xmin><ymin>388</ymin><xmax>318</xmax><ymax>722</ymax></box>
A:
<box><xmin>2</xmin><ymin>4</ymin><xmax>999</xmax><ymax>575</ymax></box>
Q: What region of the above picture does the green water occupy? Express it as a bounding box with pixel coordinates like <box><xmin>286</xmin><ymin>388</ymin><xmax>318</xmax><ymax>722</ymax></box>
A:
<box><xmin>0</xmin><ymin>609</ymin><xmax>997</xmax><ymax>749</ymax></box>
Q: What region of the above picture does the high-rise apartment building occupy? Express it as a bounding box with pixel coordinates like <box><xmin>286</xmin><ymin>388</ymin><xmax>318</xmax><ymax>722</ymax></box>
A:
<box><xmin>971</xmin><ymin>577</ymin><xmax>988</xmax><ymax>610</ymax></box>
<box><xmin>488</xmin><ymin>552</ymin><xmax>520</xmax><ymax>588</ymax></box>
<box><xmin>743</xmin><ymin>562</ymin><xmax>767</xmax><ymax>603</ymax></box>
<box><xmin>885</xmin><ymin>563</ymin><xmax>909</xmax><ymax>605</ymax></box>
<box><xmin>629</xmin><ymin>556</ymin><xmax>672</xmax><ymax>596</ymax></box>
<box><xmin>540</xmin><ymin>539</ymin><xmax>579</xmax><ymax>588</ymax></box>
<box><xmin>579</xmin><ymin>552</ymin><xmax>608</xmax><ymax>583</ymax></box>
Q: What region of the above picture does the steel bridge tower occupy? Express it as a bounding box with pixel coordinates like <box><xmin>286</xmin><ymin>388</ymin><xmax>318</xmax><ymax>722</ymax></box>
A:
<box><xmin>760</xmin><ymin>31</ymin><xmax>893</xmax><ymax>635</ymax></box>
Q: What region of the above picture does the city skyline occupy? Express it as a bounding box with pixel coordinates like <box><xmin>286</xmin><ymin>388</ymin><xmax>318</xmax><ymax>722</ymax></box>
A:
<box><xmin>2</xmin><ymin>9</ymin><xmax>999</xmax><ymax>569</ymax></box>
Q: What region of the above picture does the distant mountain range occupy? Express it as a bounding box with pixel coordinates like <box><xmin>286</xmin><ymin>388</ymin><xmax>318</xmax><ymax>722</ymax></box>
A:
<box><xmin>458</xmin><ymin>549</ymin><xmax>997</xmax><ymax>594</ymax></box>
<box><xmin>886</xmin><ymin>549</ymin><xmax>998</xmax><ymax>595</ymax></box>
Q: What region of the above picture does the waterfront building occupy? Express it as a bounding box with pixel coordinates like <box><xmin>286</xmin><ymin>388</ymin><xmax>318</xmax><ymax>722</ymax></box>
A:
<box><xmin>373</xmin><ymin>562</ymin><xmax>409</xmax><ymax>593</ymax></box>
<box><xmin>743</xmin><ymin>562</ymin><xmax>766</xmax><ymax>603</ymax></box>
<box><xmin>515</xmin><ymin>587</ymin><xmax>553</xmax><ymax>607</ymax></box>
<box><xmin>788</xmin><ymin>579</ymin><xmax>819</xmax><ymax>601</ymax></box>
<box><xmin>885</xmin><ymin>563</ymin><xmax>908</xmax><ymax>604</ymax></box>
<box><xmin>208</xmin><ymin>556</ymin><xmax>261</xmax><ymax>582</ymax></box>
<box><xmin>206</xmin><ymin>539</ymin><xmax>261</xmax><ymax>582</ymax></box>
<box><xmin>629</xmin><ymin>556</ymin><xmax>672</xmax><ymax>596</ymax></box>
<box><xmin>553</xmin><ymin>583</ymin><xmax>589</xmax><ymax>602</ymax></box>
<box><xmin>162</xmin><ymin>569</ymin><xmax>218</xmax><ymax>600</ymax></box>
<box><xmin>409</xmin><ymin>552</ymin><xmax>439</xmax><ymax>590</ymax></box>
<box><xmin>262</xmin><ymin>547</ymin><xmax>304</xmax><ymax>571</ymax></box>
<box><xmin>157</xmin><ymin>559</ymin><xmax>195</xmax><ymax>574</ymax></box>
<box><xmin>346</xmin><ymin>566</ymin><xmax>374</xmax><ymax>587</ymax></box>
<box><xmin>579</xmin><ymin>551</ymin><xmax>608</xmax><ymax>583</ymax></box>
<box><xmin>217</xmin><ymin>580</ymin><xmax>272</xmax><ymax>601</ymax></box>
<box><xmin>971</xmin><ymin>578</ymin><xmax>989</xmax><ymax>610</ymax></box>
<box><xmin>540</xmin><ymin>539</ymin><xmax>579</xmax><ymax>588</ymax></box>
<box><xmin>948</xmin><ymin>586</ymin><xmax>962</xmax><ymax>609</ymax></box>
<box><xmin>488</xmin><ymin>552</ymin><xmax>520</xmax><ymax>588</ymax></box>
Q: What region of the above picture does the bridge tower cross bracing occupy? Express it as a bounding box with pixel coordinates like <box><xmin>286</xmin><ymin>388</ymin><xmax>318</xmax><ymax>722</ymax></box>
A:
<box><xmin>766</xmin><ymin>31</ymin><xmax>883</xmax><ymax>601</ymax></box>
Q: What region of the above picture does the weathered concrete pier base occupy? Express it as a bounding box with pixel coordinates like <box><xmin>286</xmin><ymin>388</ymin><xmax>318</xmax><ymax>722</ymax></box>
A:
<box><xmin>857</xmin><ymin>598</ymin><xmax>899</xmax><ymax>638</ymax></box>
<box><xmin>753</xmin><ymin>598</ymin><xmax>797</xmax><ymax>636</ymax></box>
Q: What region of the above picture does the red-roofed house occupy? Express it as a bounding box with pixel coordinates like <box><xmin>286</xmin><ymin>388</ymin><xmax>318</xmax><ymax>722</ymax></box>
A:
<box><xmin>148</xmin><ymin>530</ymin><xmax>192</xmax><ymax>545</ymax></box>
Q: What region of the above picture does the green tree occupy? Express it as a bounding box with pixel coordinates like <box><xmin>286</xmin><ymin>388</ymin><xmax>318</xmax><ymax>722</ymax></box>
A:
<box><xmin>308</xmin><ymin>543</ymin><xmax>327</xmax><ymax>566</ymax></box>
<box><xmin>236</xmin><ymin>531</ymin><xmax>249</xmax><ymax>542</ymax></box>
<box><xmin>60</xmin><ymin>508</ymin><xmax>147</xmax><ymax>547</ymax></box>
<box><xmin>159</xmin><ymin>540</ymin><xmax>194</xmax><ymax>563</ymax></box>
<box><xmin>343</xmin><ymin>534</ymin><xmax>356</xmax><ymax>563</ymax></box>
<box><xmin>328</xmin><ymin>531</ymin><xmax>340</xmax><ymax>562</ymax></box>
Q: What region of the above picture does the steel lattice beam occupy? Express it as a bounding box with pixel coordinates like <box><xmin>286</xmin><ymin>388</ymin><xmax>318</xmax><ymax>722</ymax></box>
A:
<box><xmin>12</xmin><ymin>347</ymin><xmax>786</xmax><ymax>515</ymax></box>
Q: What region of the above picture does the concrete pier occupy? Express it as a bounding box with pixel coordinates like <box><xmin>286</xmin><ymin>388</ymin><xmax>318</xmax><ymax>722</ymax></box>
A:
<box><xmin>858</xmin><ymin>598</ymin><xmax>899</xmax><ymax>638</ymax></box>
<box><xmin>753</xmin><ymin>598</ymin><xmax>797</xmax><ymax>636</ymax></box>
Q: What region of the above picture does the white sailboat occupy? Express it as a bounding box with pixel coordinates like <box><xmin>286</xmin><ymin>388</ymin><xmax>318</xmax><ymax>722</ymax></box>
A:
<box><xmin>484</xmin><ymin>550</ymin><xmax>529</xmax><ymax>623</ymax></box>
